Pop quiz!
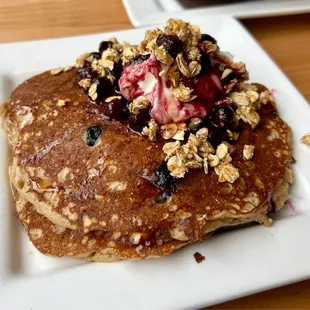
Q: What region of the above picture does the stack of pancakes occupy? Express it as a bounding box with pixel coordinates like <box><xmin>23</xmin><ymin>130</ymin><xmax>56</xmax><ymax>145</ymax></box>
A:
<box><xmin>2</xmin><ymin>69</ymin><xmax>292</xmax><ymax>261</ymax></box>
<box><xmin>2</xmin><ymin>22</ymin><xmax>293</xmax><ymax>262</ymax></box>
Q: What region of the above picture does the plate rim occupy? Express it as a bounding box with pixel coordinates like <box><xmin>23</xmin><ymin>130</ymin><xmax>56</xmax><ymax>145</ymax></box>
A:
<box><xmin>122</xmin><ymin>0</ymin><xmax>310</xmax><ymax>26</ymax></box>
<box><xmin>1</xmin><ymin>15</ymin><xmax>310</xmax><ymax>309</ymax></box>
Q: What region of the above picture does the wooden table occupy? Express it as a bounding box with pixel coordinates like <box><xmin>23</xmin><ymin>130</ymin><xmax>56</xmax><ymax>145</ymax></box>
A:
<box><xmin>1</xmin><ymin>0</ymin><xmax>310</xmax><ymax>308</ymax></box>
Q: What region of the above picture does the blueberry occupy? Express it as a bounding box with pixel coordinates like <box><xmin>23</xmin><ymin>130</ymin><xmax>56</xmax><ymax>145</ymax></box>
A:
<box><xmin>98</xmin><ymin>97</ymin><xmax>128</xmax><ymax>120</ymax></box>
<box><xmin>128</xmin><ymin>109</ymin><xmax>150</xmax><ymax>132</ymax></box>
<box><xmin>154</xmin><ymin>163</ymin><xmax>180</xmax><ymax>192</ymax></box>
<box><xmin>99</xmin><ymin>41</ymin><xmax>113</xmax><ymax>54</ymax></box>
<box><xmin>92</xmin><ymin>77</ymin><xmax>114</xmax><ymax>100</ymax></box>
<box><xmin>200</xmin><ymin>52</ymin><xmax>213</xmax><ymax>72</ymax></box>
<box><xmin>207</xmin><ymin>123</ymin><xmax>225</xmax><ymax>147</ymax></box>
<box><xmin>210</xmin><ymin>105</ymin><xmax>235</xmax><ymax>128</ymax></box>
<box><xmin>156</xmin><ymin>34</ymin><xmax>183</xmax><ymax>57</ymax></box>
<box><xmin>105</xmin><ymin>62</ymin><xmax>123</xmax><ymax>81</ymax></box>
<box><xmin>199</xmin><ymin>34</ymin><xmax>217</xmax><ymax>44</ymax></box>
<box><xmin>112</xmin><ymin>62</ymin><xmax>123</xmax><ymax>80</ymax></box>
<box><xmin>129</xmin><ymin>54</ymin><xmax>151</xmax><ymax>66</ymax></box>
<box><xmin>83</xmin><ymin>60</ymin><xmax>92</xmax><ymax>68</ymax></box>
<box><xmin>85</xmin><ymin>125</ymin><xmax>103</xmax><ymax>146</ymax></box>
<box><xmin>78</xmin><ymin>66</ymin><xmax>98</xmax><ymax>81</ymax></box>
<box><xmin>89</xmin><ymin>52</ymin><xmax>101</xmax><ymax>60</ymax></box>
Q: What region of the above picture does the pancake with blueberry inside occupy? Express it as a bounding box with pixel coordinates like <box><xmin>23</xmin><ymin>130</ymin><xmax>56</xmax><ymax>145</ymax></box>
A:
<box><xmin>4</xmin><ymin>19</ymin><xmax>293</xmax><ymax>261</ymax></box>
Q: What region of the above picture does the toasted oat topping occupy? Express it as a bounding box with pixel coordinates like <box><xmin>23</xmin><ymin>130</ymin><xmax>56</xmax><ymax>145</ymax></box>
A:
<box><xmin>161</xmin><ymin>123</ymin><xmax>178</xmax><ymax>140</ymax></box>
<box><xmin>215</xmin><ymin>163</ymin><xmax>240</xmax><ymax>183</ymax></box>
<box><xmin>236</xmin><ymin>106</ymin><xmax>260</xmax><ymax>129</ymax></box>
<box><xmin>162</xmin><ymin>127</ymin><xmax>236</xmax><ymax>179</ymax></box>
<box><xmin>216</xmin><ymin>143</ymin><xmax>228</xmax><ymax>160</ymax></box>
<box><xmin>301</xmin><ymin>133</ymin><xmax>310</xmax><ymax>146</ymax></box>
<box><xmin>76</xmin><ymin>53</ymin><xmax>91</xmax><ymax>68</ymax></box>
<box><xmin>105</xmin><ymin>96</ymin><xmax>122</xmax><ymax>103</ymax></box>
<box><xmin>88</xmin><ymin>83</ymin><xmax>98</xmax><ymax>101</ymax></box>
<box><xmin>207</xmin><ymin>154</ymin><xmax>220</xmax><ymax>167</ymax></box>
<box><xmin>78</xmin><ymin>78</ymin><xmax>91</xmax><ymax>89</ymax></box>
<box><xmin>129</xmin><ymin>96</ymin><xmax>150</xmax><ymax>114</ymax></box>
<box><xmin>171</xmin><ymin>83</ymin><xmax>196</xmax><ymax>102</ymax></box>
<box><xmin>50</xmin><ymin>66</ymin><xmax>72</xmax><ymax>75</ymax></box>
<box><xmin>71</xmin><ymin>19</ymin><xmax>275</xmax><ymax>184</ymax></box>
<box><xmin>143</xmin><ymin>119</ymin><xmax>158</xmax><ymax>141</ymax></box>
<box><xmin>243</xmin><ymin>144</ymin><xmax>255</xmax><ymax>160</ymax></box>
<box><xmin>76</xmin><ymin>38</ymin><xmax>124</xmax><ymax>97</ymax></box>
<box><xmin>226</xmin><ymin>130</ymin><xmax>239</xmax><ymax>141</ymax></box>
<box><xmin>229</xmin><ymin>83</ymin><xmax>274</xmax><ymax>128</ymax></box>
<box><xmin>50</xmin><ymin>67</ymin><xmax>64</xmax><ymax>75</ymax></box>
<box><xmin>172</xmin><ymin>123</ymin><xmax>187</xmax><ymax>140</ymax></box>
<box><xmin>166</xmin><ymin>64</ymin><xmax>180</xmax><ymax>87</ymax></box>
<box><xmin>176</xmin><ymin>53</ymin><xmax>201</xmax><ymax>78</ymax></box>
<box><xmin>139</xmin><ymin>18</ymin><xmax>202</xmax><ymax>76</ymax></box>
<box><xmin>122</xmin><ymin>41</ymin><xmax>140</xmax><ymax>63</ymax></box>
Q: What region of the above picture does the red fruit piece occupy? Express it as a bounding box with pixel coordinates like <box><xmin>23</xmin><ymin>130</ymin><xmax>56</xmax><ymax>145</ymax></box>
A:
<box><xmin>194</xmin><ymin>67</ymin><xmax>224</xmax><ymax>106</ymax></box>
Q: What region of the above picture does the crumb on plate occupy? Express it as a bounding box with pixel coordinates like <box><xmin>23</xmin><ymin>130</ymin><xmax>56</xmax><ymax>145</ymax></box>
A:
<box><xmin>193</xmin><ymin>251</ymin><xmax>205</xmax><ymax>263</ymax></box>
<box><xmin>301</xmin><ymin>133</ymin><xmax>310</xmax><ymax>146</ymax></box>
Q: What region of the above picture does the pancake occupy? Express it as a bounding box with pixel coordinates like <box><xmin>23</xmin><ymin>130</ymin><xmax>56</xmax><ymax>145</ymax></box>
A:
<box><xmin>14</xmin><ymin>192</ymin><xmax>190</xmax><ymax>261</ymax></box>
<box><xmin>5</xmin><ymin>68</ymin><xmax>292</xmax><ymax>251</ymax></box>
<box><xmin>3</xmin><ymin>18</ymin><xmax>293</xmax><ymax>260</ymax></box>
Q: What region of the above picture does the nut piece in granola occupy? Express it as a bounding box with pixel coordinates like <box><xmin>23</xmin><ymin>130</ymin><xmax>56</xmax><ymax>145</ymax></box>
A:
<box><xmin>243</xmin><ymin>144</ymin><xmax>255</xmax><ymax>160</ymax></box>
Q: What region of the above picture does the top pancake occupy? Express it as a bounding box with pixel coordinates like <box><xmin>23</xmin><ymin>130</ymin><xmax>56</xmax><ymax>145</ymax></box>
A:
<box><xmin>6</xmin><ymin>69</ymin><xmax>292</xmax><ymax>248</ymax></box>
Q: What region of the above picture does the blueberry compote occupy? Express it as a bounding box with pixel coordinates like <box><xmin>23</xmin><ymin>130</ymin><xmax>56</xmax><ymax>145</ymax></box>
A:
<box><xmin>210</xmin><ymin>105</ymin><xmax>235</xmax><ymax>128</ymax></box>
<box><xmin>129</xmin><ymin>54</ymin><xmax>151</xmax><ymax>66</ymax></box>
<box><xmin>128</xmin><ymin>109</ymin><xmax>151</xmax><ymax>133</ymax></box>
<box><xmin>77</xmin><ymin>40</ymin><xmax>129</xmax><ymax>121</ymax></box>
<box><xmin>98</xmin><ymin>40</ymin><xmax>113</xmax><ymax>54</ymax></box>
<box><xmin>156</xmin><ymin>34</ymin><xmax>183</xmax><ymax>57</ymax></box>
<box><xmin>98</xmin><ymin>97</ymin><xmax>129</xmax><ymax>121</ymax></box>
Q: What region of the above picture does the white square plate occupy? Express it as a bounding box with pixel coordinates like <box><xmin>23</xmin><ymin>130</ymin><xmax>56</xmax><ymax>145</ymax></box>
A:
<box><xmin>1</xmin><ymin>15</ymin><xmax>310</xmax><ymax>309</ymax></box>
<box><xmin>123</xmin><ymin>0</ymin><xmax>310</xmax><ymax>27</ymax></box>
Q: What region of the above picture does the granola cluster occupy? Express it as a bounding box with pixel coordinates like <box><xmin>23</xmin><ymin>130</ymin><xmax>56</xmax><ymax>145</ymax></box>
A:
<box><xmin>162</xmin><ymin>128</ymin><xmax>240</xmax><ymax>183</ymax></box>
<box><xmin>51</xmin><ymin>19</ymin><xmax>276</xmax><ymax>184</ymax></box>
<box><xmin>230</xmin><ymin>83</ymin><xmax>274</xmax><ymax>128</ymax></box>
<box><xmin>74</xmin><ymin>38</ymin><xmax>145</xmax><ymax>101</ymax></box>
<box><xmin>75</xmin><ymin>40</ymin><xmax>123</xmax><ymax>99</ymax></box>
